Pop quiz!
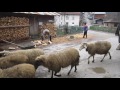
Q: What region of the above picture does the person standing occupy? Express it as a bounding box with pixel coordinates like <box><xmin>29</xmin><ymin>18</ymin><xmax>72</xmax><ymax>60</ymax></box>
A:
<box><xmin>115</xmin><ymin>23</ymin><xmax>120</xmax><ymax>50</ymax></box>
<box><xmin>83</xmin><ymin>22</ymin><xmax>88</xmax><ymax>38</ymax></box>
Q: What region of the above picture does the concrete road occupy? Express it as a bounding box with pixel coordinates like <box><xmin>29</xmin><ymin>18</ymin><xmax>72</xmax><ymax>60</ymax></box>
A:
<box><xmin>35</xmin><ymin>30</ymin><xmax>120</xmax><ymax>78</ymax></box>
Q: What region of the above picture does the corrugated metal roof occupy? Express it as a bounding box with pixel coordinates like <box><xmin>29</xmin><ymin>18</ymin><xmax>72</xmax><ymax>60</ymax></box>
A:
<box><xmin>13</xmin><ymin>12</ymin><xmax>60</xmax><ymax>16</ymax></box>
<box><xmin>59</xmin><ymin>12</ymin><xmax>81</xmax><ymax>15</ymax></box>
<box><xmin>94</xmin><ymin>12</ymin><xmax>106</xmax><ymax>14</ymax></box>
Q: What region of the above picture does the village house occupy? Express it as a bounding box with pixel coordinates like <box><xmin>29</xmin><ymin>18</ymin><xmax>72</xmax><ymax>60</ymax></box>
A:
<box><xmin>104</xmin><ymin>12</ymin><xmax>120</xmax><ymax>28</ymax></box>
<box><xmin>104</xmin><ymin>19</ymin><xmax>119</xmax><ymax>28</ymax></box>
<box><xmin>54</xmin><ymin>12</ymin><xmax>81</xmax><ymax>27</ymax></box>
<box><xmin>93</xmin><ymin>12</ymin><xmax>106</xmax><ymax>25</ymax></box>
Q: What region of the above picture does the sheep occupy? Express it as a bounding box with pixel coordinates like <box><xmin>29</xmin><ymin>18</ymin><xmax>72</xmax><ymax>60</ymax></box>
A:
<box><xmin>0</xmin><ymin>54</ymin><xmax>29</xmax><ymax>69</ymax></box>
<box><xmin>79</xmin><ymin>41</ymin><xmax>112</xmax><ymax>64</ymax></box>
<box><xmin>34</xmin><ymin>48</ymin><xmax>80</xmax><ymax>78</ymax></box>
<box><xmin>3</xmin><ymin>49</ymin><xmax>44</xmax><ymax>64</ymax></box>
<box><xmin>0</xmin><ymin>64</ymin><xmax>35</xmax><ymax>78</ymax></box>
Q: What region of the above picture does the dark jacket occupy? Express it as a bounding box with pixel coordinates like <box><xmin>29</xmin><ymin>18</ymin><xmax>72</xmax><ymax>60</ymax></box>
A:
<box><xmin>115</xmin><ymin>24</ymin><xmax>120</xmax><ymax>36</ymax></box>
<box><xmin>115</xmin><ymin>23</ymin><xmax>120</xmax><ymax>43</ymax></box>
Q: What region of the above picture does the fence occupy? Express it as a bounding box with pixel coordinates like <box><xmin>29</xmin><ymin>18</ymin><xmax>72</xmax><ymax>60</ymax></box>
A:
<box><xmin>57</xmin><ymin>26</ymin><xmax>83</xmax><ymax>36</ymax></box>
<box><xmin>90</xmin><ymin>25</ymin><xmax>116</xmax><ymax>33</ymax></box>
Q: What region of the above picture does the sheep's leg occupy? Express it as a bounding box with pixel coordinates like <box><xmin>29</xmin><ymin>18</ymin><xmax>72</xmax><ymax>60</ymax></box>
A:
<box><xmin>51</xmin><ymin>70</ymin><xmax>54</xmax><ymax>78</ymax></box>
<box><xmin>101</xmin><ymin>54</ymin><xmax>107</xmax><ymax>62</ymax></box>
<box><xmin>68</xmin><ymin>65</ymin><xmax>74</xmax><ymax>75</ymax></box>
<box><xmin>74</xmin><ymin>65</ymin><xmax>77</xmax><ymax>72</ymax></box>
<box><xmin>92</xmin><ymin>55</ymin><xmax>95</xmax><ymax>63</ymax></box>
<box><xmin>108</xmin><ymin>52</ymin><xmax>111</xmax><ymax>59</ymax></box>
<box><xmin>54</xmin><ymin>72</ymin><xmax>61</xmax><ymax>77</ymax></box>
<box><xmin>88</xmin><ymin>55</ymin><xmax>92</xmax><ymax>64</ymax></box>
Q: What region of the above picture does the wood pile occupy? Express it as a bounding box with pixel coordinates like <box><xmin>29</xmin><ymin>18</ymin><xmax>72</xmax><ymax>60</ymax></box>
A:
<box><xmin>0</xmin><ymin>16</ymin><xmax>30</xmax><ymax>42</ymax></box>
<box><xmin>39</xmin><ymin>22</ymin><xmax>57</xmax><ymax>37</ymax></box>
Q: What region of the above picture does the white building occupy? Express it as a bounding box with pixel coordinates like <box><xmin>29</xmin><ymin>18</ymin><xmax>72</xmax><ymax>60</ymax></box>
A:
<box><xmin>54</xmin><ymin>12</ymin><xmax>81</xmax><ymax>27</ymax></box>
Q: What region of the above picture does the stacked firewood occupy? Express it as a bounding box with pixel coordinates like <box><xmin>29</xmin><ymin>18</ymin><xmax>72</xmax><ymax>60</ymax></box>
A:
<box><xmin>0</xmin><ymin>17</ymin><xmax>29</xmax><ymax>26</ymax></box>
<box><xmin>0</xmin><ymin>27</ymin><xmax>29</xmax><ymax>41</ymax></box>
<box><xmin>0</xmin><ymin>16</ymin><xmax>30</xmax><ymax>42</ymax></box>
<box><xmin>39</xmin><ymin>22</ymin><xmax>57</xmax><ymax>37</ymax></box>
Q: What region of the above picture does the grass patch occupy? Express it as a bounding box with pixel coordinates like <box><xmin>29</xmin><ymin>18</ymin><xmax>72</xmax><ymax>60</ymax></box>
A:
<box><xmin>57</xmin><ymin>26</ymin><xmax>83</xmax><ymax>37</ymax></box>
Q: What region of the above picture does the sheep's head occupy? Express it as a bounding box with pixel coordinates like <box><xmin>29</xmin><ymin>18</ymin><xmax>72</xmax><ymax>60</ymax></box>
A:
<box><xmin>0</xmin><ymin>50</ymin><xmax>9</xmax><ymax>57</ymax></box>
<box><xmin>79</xmin><ymin>43</ymin><xmax>87</xmax><ymax>51</ymax></box>
<box><xmin>34</xmin><ymin>55</ymin><xmax>45</xmax><ymax>69</ymax></box>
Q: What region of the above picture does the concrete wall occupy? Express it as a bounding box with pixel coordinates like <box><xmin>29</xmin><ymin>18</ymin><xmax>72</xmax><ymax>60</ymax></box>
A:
<box><xmin>104</xmin><ymin>22</ymin><xmax>115</xmax><ymax>28</ymax></box>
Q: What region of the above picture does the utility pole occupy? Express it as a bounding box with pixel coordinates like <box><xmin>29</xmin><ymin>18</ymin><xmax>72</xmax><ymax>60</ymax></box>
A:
<box><xmin>118</xmin><ymin>12</ymin><xmax>120</xmax><ymax>23</ymax></box>
<box><xmin>91</xmin><ymin>12</ymin><xmax>95</xmax><ymax>24</ymax></box>
<box><xmin>64</xmin><ymin>12</ymin><xmax>66</xmax><ymax>25</ymax></box>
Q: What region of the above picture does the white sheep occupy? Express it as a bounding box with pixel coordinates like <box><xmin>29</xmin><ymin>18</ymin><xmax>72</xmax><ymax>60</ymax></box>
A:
<box><xmin>0</xmin><ymin>54</ymin><xmax>29</xmax><ymax>69</ymax></box>
<box><xmin>3</xmin><ymin>49</ymin><xmax>44</xmax><ymax>64</ymax></box>
<box><xmin>0</xmin><ymin>64</ymin><xmax>35</xmax><ymax>78</ymax></box>
<box><xmin>34</xmin><ymin>48</ymin><xmax>80</xmax><ymax>78</ymax></box>
<box><xmin>79</xmin><ymin>41</ymin><xmax>112</xmax><ymax>64</ymax></box>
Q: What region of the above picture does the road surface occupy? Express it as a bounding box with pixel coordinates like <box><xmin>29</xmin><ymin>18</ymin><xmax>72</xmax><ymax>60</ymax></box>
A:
<box><xmin>35</xmin><ymin>30</ymin><xmax>120</xmax><ymax>78</ymax></box>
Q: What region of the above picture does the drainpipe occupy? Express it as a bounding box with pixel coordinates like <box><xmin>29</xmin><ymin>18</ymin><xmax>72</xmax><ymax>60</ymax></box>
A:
<box><xmin>64</xmin><ymin>12</ymin><xmax>66</xmax><ymax>25</ymax></box>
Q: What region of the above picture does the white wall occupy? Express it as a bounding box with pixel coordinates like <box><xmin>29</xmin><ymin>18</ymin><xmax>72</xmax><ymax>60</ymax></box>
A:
<box><xmin>54</xmin><ymin>15</ymin><xmax>61</xmax><ymax>27</ymax></box>
<box><xmin>54</xmin><ymin>15</ymin><xmax>80</xmax><ymax>27</ymax></box>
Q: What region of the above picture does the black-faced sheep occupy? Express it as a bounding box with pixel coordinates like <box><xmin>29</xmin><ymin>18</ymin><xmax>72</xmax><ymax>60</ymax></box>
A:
<box><xmin>0</xmin><ymin>64</ymin><xmax>35</xmax><ymax>78</ymax></box>
<box><xmin>34</xmin><ymin>48</ymin><xmax>80</xmax><ymax>78</ymax></box>
<box><xmin>0</xmin><ymin>54</ymin><xmax>29</xmax><ymax>69</ymax></box>
<box><xmin>79</xmin><ymin>41</ymin><xmax>111</xmax><ymax>64</ymax></box>
<box><xmin>3</xmin><ymin>49</ymin><xmax>44</xmax><ymax>64</ymax></box>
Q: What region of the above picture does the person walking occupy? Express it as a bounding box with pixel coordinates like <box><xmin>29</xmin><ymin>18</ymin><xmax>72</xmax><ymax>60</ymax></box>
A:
<box><xmin>83</xmin><ymin>22</ymin><xmax>88</xmax><ymax>38</ymax></box>
<box><xmin>115</xmin><ymin>23</ymin><xmax>120</xmax><ymax>50</ymax></box>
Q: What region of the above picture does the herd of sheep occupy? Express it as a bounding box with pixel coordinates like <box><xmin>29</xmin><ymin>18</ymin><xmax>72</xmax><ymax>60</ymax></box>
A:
<box><xmin>0</xmin><ymin>40</ymin><xmax>112</xmax><ymax>78</ymax></box>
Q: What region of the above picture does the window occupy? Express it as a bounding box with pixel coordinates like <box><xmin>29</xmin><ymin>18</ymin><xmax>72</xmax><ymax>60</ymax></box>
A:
<box><xmin>66</xmin><ymin>16</ymin><xmax>69</xmax><ymax>20</ymax></box>
<box><xmin>39</xmin><ymin>22</ymin><xmax>43</xmax><ymax>25</ymax></box>
<box><xmin>72</xmin><ymin>16</ymin><xmax>74</xmax><ymax>20</ymax></box>
<box><xmin>66</xmin><ymin>22</ymin><xmax>68</xmax><ymax>25</ymax></box>
<box><xmin>107</xmin><ymin>23</ymin><xmax>108</xmax><ymax>26</ymax></box>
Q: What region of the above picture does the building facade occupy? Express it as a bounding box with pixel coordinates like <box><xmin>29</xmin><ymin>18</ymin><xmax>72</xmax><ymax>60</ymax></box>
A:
<box><xmin>93</xmin><ymin>12</ymin><xmax>106</xmax><ymax>25</ymax></box>
<box><xmin>54</xmin><ymin>12</ymin><xmax>81</xmax><ymax>27</ymax></box>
